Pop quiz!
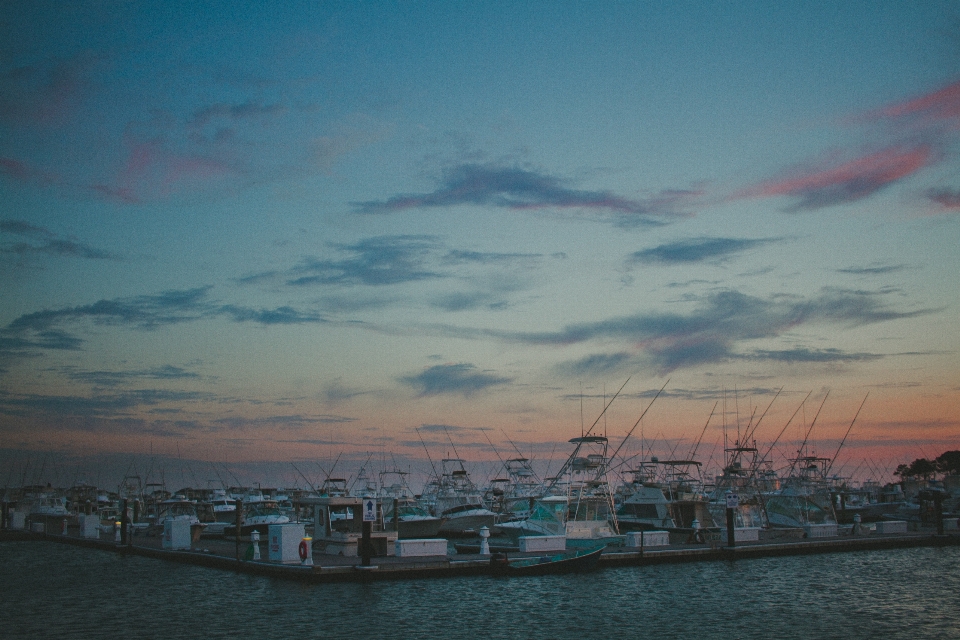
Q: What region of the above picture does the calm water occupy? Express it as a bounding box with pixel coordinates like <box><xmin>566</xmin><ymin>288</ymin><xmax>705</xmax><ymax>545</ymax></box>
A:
<box><xmin>2</xmin><ymin>541</ymin><xmax>958</xmax><ymax>639</ymax></box>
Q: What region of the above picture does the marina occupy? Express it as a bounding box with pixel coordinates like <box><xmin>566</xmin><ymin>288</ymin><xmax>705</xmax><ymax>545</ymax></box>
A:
<box><xmin>4</xmin><ymin>516</ymin><xmax>957</xmax><ymax>584</ymax></box>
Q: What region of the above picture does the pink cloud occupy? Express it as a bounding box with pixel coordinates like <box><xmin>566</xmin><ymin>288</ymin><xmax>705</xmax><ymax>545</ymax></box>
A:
<box><xmin>736</xmin><ymin>145</ymin><xmax>934</xmax><ymax>211</ymax></box>
<box><xmin>113</xmin><ymin>140</ymin><xmax>234</xmax><ymax>202</ymax></box>
<box><xmin>0</xmin><ymin>157</ymin><xmax>56</xmax><ymax>185</ymax></box>
<box><xmin>927</xmin><ymin>188</ymin><xmax>960</xmax><ymax>211</ymax></box>
<box><xmin>873</xmin><ymin>79</ymin><xmax>960</xmax><ymax>126</ymax></box>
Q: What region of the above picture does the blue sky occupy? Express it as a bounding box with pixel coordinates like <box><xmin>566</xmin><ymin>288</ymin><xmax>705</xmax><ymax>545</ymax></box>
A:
<box><xmin>2</xmin><ymin>2</ymin><xmax>959</xmax><ymax>490</ymax></box>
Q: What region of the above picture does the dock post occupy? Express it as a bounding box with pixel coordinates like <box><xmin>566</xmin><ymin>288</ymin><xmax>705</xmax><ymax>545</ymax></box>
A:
<box><xmin>235</xmin><ymin>499</ymin><xmax>242</xmax><ymax>561</ymax></box>
<box><xmin>361</xmin><ymin>519</ymin><xmax>372</xmax><ymax>567</ymax></box>
<box><xmin>725</xmin><ymin>492</ymin><xmax>738</xmax><ymax>549</ymax></box>
<box><xmin>250</xmin><ymin>529</ymin><xmax>261</xmax><ymax>560</ymax></box>
<box><xmin>120</xmin><ymin>499</ymin><xmax>128</xmax><ymax>545</ymax></box>
<box><xmin>479</xmin><ymin>526</ymin><xmax>490</xmax><ymax>555</ymax></box>
<box><xmin>935</xmin><ymin>491</ymin><xmax>944</xmax><ymax>536</ymax></box>
<box><xmin>393</xmin><ymin>498</ymin><xmax>399</xmax><ymax>532</ymax></box>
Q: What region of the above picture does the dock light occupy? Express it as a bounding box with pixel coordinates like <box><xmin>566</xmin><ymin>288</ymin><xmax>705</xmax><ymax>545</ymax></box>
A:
<box><xmin>115</xmin><ymin>521</ymin><xmax>122</xmax><ymax>542</ymax></box>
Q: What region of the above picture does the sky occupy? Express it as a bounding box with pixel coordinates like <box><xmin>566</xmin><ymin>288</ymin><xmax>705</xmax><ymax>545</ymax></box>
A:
<box><xmin>2</xmin><ymin>1</ymin><xmax>959</xmax><ymax>493</ymax></box>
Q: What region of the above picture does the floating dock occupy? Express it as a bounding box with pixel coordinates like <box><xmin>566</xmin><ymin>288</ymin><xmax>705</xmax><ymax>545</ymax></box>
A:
<box><xmin>2</xmin><ymin>526</ymin><xmax>958</xmax><ymax>583</ymax></box>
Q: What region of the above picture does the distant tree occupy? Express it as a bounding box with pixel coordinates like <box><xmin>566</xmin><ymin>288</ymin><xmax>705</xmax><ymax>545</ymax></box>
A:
<box><xmin>936</xmin><ymin>450</ymin><xmax>960</xmax><ymax>475</ymax></box>
<box><xmin>909</xmin><ymin>458</ymin><xmax>937</xmax><ymax>479</ymax></box>
<box><xmin>895</xmin><ymin>458</ymin><xmax>937</xmax><ymax>480</ymax></box>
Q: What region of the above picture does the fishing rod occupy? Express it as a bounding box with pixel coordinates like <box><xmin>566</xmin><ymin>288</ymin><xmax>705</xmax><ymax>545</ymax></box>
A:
<box><xmin>582</xmin><ymin>376</ymin><xmax>632</xmax><ymax>439</ymax></box>
<box><xmin>759</xmin><ymin>390</ymin><xmax>814</xmax><ymax>469</ymax></box>
<box><xmin>786</xmin><ymin>390</ymin><xmax>830</xmax><ymax>477</ymax></box>
<box><xmin>607</xmin><ymin>378</ymin><xmax>670</xmax><ymax>465</ymax></box>
<box><xmin>686</xmin><ymin>401</ymin><xmax>718</xmax><ymax>463</ymax></box>
<box><xmin>824</xmin><ymin>393</ymin><xmax>869</xmax><ymax>478</ymax></box>
<box><xmin>741</xmin><ymin>387</ymin><xmax>783</xmax><ymax>448</ymax></box>
<box><xmin>415</xmin><ymin>428</ymin><xmax>441</xmax><ymax>484</ymax></box>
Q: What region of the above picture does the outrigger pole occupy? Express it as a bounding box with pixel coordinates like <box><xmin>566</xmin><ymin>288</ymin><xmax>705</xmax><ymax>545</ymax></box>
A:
<box><xmin>824</xmin><ymin>393</ymin><xmax>869</xmax><ymax>478</ymax></box>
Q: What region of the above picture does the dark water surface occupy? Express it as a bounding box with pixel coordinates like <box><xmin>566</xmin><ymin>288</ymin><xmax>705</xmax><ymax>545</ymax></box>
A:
<box><xmin>2</xmin><ymin>541</ymin><xmax>958</xmax><ymax>639</ymax></box>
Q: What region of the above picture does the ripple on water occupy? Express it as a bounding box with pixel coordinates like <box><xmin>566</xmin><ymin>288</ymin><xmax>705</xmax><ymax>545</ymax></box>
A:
<box><xmin>1</xmin><ymin>542</ymin><xmax>958</xmax><ymax>639</ymax></box>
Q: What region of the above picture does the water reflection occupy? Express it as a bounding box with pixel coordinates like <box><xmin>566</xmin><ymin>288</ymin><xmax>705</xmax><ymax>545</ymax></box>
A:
<box><xmin>1</xmin><ymin>542</ymin><xmax>957</xmax><ymax>639</ymax></box>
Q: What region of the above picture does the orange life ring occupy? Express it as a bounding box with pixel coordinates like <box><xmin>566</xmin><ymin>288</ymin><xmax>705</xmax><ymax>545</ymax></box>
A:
<box><xmin>298</xmin><ymin>538</ymin><xmax>309</xmax><ymax>561</ymax></box>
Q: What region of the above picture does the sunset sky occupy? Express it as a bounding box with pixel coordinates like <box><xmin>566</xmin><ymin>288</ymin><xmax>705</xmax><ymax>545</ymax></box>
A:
<box><xmin>2</xmin><ymin>2</ymin><xmax>959</xmax><ymax>492</ymax></box>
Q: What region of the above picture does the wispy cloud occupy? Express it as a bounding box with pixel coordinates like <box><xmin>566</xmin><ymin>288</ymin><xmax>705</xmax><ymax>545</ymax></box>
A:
<box><xmin>0</xmin><ymin>287</ymin><xmax>334</xmax><ymax>366</ymax></box>
<box><xmin>744</xmin><ymin>347</ymin><xmax>883</xmax><ymax>363</ymax></box>
<box><xmin>213</xmin><ymin>414</ymin><xmax>354</xmax><ymax>429</ymax></box>
<box><xmin>0</xmin><ymin>388</ymin><xmax>212</xmax><ymax>421</ymax></box>
<box><xmin>553</xmin><ymin>352</ymin><xmax>635</xmax><ymax>378</ymax></box>
<box><xmin>736</xmin><ymin>145</ymin><xmax>935</xmax><ymax>212</ymax></box>
<box><xmin>400</xmin><ymin>363</ymin><xmax>512</xmax><ymax>397</ymax></box>
<box><xmin>1</xmin><ymin>219</ymin><xmax>120</xmax><ymax>260</ymax></box>
<box><xmin>498</xmin><ymin>288</ymin><xmax>939</xmax><ymax>374</ymax></box>
<box><xmin>64</xmin><ymin>365</ymin><xmax>202</xmax><ymax>387</ymax></box>
<box><xmin>630</xmin><ymin>237</ymin><xmax>781</xmax><ymax>265</ymax></box>
<box><xmin>868</xmin><ymin>78</ymin><xmax>960</xmax><ymax>126</ymax></box>
<box><xmin>353</xmin><ymin>163</ymin><xmax>697</xmax><ymax>226</ymax></box>
<box><xmin>836</xmin><ymin>263</ymin><xmax>908</xmax><ymax>276</ymax></box>
<box><xmin>926</xmin><ymin>188</ymin><xmax>960</xmax><ymax>211</ymax></box>
<box><xmin>219</xmin><ymin>305</ymin><xmax>327</xmax><ymax>325</ymax></box>
<box><xmin>285</xmin><ymin>235</ymin><xmax>444</xmax><ymax>287</ymax></box>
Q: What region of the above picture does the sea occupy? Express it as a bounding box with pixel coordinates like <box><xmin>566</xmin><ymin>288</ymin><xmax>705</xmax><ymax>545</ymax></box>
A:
<box><xmin>1</xmin><ymin>541</ymin><xmax>958</xmax><ymax>639</ymax></box>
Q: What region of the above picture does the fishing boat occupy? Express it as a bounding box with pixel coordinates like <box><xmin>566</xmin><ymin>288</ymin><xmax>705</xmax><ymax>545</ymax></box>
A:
<box><xmin>378</xmin><ymin>470</ymin><xmax>446</xmax><ymax>539</ymax></box>
<box><xmin>489</xmin><ymin>544</ymin><xmax>605</xmax><ymax>576</ymax></box>
<box><xmin>486</xmin><ymin>457</ymin><xmax>545</xmax><ymax>525</ymax></box>
<box><xmin>498</xmin><ymin>437</ymin><xmax>622</xmax><ymax>548</ymax></box>
<box><xmin>423</xmin><ymin>459</ymin><xmax>497</xmax><ymax>536</ymax></box>
<box><xmin>223</xmin><ymin>499</ymin><xmax>290</xmax><ymax>537</ymax></box>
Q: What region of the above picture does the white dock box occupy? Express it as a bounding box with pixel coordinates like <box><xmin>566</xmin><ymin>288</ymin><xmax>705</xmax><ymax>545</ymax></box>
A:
<box><xmin>268</xmin><ymin>523</ymin><xmax>306</xmax><ymax>564</ymax></box>
<box><xmin>519</xmin><ymin>535</ymin><xmax>566</xmax><ymax>552</ymax></box>
<box><xmin>626</xmin><ymin>531</ymin><xmax>670</xmax><ymax>548</ymax></box>
<box><xmin>79</xmin><ymin>514</ymin><xmax>100</xmax><ymax>539</ymax></box>
<box><xmin>162</xmin><ymin>519</ymin><xmax>191</xmax><ymax>550</ymax></box>
<box><xmin>726</xmin><ymin>527</ymin><xmax>761</xmax><ymax>544</ymax></box>
<box><xmin>10</xmin><ymin>511</ymin><xmax>26</xmax><ymax>530</ymax></box>
<box><xmin>944</xmin><ymin>517</ymin><xmax>959</xmax><ymax>531</ymax></box>
<box><xmin>803</xmin><ymin>523</ymin><xmax>838</xmax><ymax>538</ymax></box>
<box><xmin>875</xmin><ymin>520</ymin><xmax>907</xmax><ymax>534</ymax></box>
<box><xmin>395</xmin><ymin>538</ymin><xmax>448</xmax><ymax>557</ymax></box>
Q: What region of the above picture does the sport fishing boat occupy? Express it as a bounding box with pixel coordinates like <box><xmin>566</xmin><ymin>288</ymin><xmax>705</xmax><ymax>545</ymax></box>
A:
<box><xmin>423</xmin><ymin>459</ymin><xmax>497</xmax><ymax>537</ymax></box>
<box><xmin>498</xmin><ymin>436</ymin><xmax>622</xmax><ymax>548</ymax></box>
<box><xmin>378</xmin><ymin>470</ymin><xmax>446</xmax><ymax>539</ymax></box>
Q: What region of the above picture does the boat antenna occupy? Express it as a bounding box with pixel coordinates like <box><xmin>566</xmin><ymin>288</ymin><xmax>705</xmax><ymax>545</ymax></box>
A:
<box><xmin>583</xmin><ymin>376</ymin><xmax>632</xmax><ymax>438</ymax></box>
<box><xmin>759</xmin><ymin>390</ymin><xmax>813</xmax><ymax>471</ymax></box>
<box><xmin>824</xmin><ymin>393</ymin><xmax>869</xmax><ymax>478</ymax></box>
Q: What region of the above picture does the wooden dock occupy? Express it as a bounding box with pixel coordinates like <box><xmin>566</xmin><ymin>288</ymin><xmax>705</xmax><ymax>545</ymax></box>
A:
<box><xmin>3</xmin><ymin>527</ymin><xmax>958</xmax><ymax>583</ymax></box>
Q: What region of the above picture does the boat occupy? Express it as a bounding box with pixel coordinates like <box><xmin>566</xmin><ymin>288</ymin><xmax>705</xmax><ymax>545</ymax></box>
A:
<box><xmin>422</xmin><ymin>459</ymin><xmax>497</xmax><ymax>536</ymax></box>
<box><xmin>223</xmin><ymin>499</ymin><xmax>290</xmax><ymax>537</ymax></box>
<box><xmin>486</xmin><ymin>457</ymin><xmax>545</xmax><ymax>525</ymax></box>
<box><xmin>377</xmin><ymin>470</ymin><xmax>446</xmax><ymax>539</ymax></box>
<box><xmin>489</xmin><ymin>544</ymin><xmax>606</xmax><ymax>576</ymax></box>
<box><xmin>615</xmin><ymin>459</ymin><xmax>720</xmax><ymax>542</ymax></box>
<box><xmin>497</xmin><ymin>436</ymin><xmax>622</xmax><ymax>548</ymax></box>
